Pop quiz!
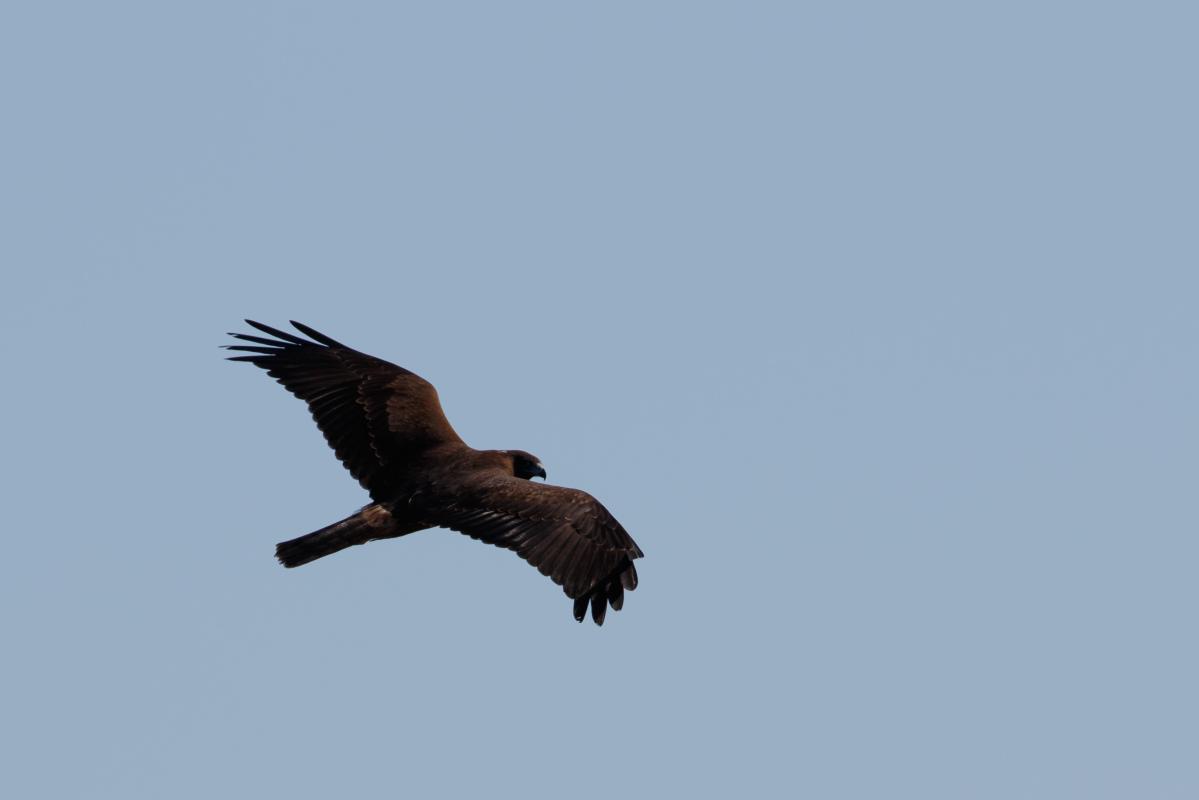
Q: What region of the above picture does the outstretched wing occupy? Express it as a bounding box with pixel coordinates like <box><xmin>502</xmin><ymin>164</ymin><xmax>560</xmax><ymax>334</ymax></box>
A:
<box><xmin>226</xmin><ymin>320</ymin><xmax>463</xmax><ymax>499</ymax></box>
<box><xmin>418</xmin><ymin>477</ymin><xmax>644</xmax><ymax>625</ymax></box>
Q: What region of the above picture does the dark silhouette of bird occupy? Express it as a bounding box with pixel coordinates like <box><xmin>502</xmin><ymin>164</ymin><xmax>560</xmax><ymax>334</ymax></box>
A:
<box><xmin>225</xmin><ymin>320</ymin><xmax>642</xmax><ymax>625</ymax></box>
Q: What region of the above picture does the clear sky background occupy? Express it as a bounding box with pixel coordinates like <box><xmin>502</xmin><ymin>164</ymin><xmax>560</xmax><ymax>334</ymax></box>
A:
<box><xmin>2</xmin><ymin>2</ymin><xmax>1196</xmax><ymax>798</ymax></box>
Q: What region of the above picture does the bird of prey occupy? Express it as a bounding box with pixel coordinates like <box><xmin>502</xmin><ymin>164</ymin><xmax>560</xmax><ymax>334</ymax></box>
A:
<box><xmin>225</xmin><ymin>320</ymin><xmax>643</xmax><ymax>625</ymax></box>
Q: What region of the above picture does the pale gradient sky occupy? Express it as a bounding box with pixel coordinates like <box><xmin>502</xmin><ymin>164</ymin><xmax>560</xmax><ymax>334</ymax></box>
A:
<box><xmin>2</xmin><ymin>2</ymin><xmax>1197</xmax><ymax>798</ymax></box>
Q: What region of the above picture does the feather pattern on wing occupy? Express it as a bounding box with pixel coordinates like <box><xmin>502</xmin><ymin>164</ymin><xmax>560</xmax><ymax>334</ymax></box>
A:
<box><xmin>415</xmin><ymin>477</ymin><xmax>643</xmax><ymax>624</ymax></box>
<box><xmin>226</xmin><ymin>320</ymin><xmax>462</xmax><ymax>499</ymax></box>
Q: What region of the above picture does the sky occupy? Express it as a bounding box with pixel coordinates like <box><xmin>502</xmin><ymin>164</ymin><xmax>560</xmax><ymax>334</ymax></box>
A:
<box><xmin>2</xmin><ymin>2</ymin><xmax>1197</xmax><ymax>797</ymax></box>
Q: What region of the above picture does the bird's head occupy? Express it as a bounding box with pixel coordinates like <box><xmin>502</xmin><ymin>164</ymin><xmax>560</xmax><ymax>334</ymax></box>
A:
<box><xmin>506</xmin><ymin>450</ymin><xmax>547</xmax><ymax>481</ymax></box>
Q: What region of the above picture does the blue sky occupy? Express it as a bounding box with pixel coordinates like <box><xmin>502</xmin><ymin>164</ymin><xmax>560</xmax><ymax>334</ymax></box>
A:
<box><xmin>2</xmin><ymin>2</ymin><xmax>1197</xmax><ymax>797</ymax></box>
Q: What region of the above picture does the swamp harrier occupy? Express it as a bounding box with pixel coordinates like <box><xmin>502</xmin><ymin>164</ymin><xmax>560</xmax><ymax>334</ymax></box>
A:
<box><xmin>226</xmin><ymin>320</ymin><xmax>643</xmax><ymax>625</ymax></box>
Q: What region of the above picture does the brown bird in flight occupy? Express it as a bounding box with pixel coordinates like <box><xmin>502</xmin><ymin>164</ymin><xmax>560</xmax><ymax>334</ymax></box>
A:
<box><xmin>226</xmin><ymin>320</ymin><xmax>643</xmax><ymax>624</ymax></box>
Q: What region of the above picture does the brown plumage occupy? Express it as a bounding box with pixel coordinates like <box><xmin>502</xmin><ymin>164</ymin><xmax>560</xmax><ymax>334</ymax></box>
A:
<box><xmin>226</xmin><ymin>320</ymin><xmax>643</xmax><ymax>625</ymax></box>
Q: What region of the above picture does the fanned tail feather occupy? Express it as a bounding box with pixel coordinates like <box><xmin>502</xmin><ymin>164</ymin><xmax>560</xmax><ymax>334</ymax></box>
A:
<box><xmin>275</xmin><ymin>505</ymin><xmax>404</xmax><ymax>568</ymax></box>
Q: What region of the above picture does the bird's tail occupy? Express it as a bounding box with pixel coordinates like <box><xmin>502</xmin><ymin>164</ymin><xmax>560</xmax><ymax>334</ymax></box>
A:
<box><xmin>275</xmin><ymin>504</ymin><xmax>411</xmax><ymax>568</ymax></box>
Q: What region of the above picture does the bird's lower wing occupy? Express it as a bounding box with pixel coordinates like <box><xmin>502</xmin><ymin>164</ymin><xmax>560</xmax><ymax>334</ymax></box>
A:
<box><xmin>417</xmin><ymin>479</ymin><xmax>643</xmax><ymax>625</ymax></box>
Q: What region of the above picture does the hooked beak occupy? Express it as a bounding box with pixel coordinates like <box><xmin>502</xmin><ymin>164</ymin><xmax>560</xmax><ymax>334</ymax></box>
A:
<box><xmin>533</xmin><ymin>463</ymin><xmax>547</xmax><ymax>480</ymax></box>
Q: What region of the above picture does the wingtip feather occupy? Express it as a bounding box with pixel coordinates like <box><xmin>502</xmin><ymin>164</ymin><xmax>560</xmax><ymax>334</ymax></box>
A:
<box><xmin>590</xmin><ymin>591</ymin><xmax>607</xmax><ymax>625</ymax></box>
<box><xmin>607</xmin><ymin>579</ymin><xmax>624</xmax><ymax>611</ymax></box>
<box><xmin>244</xmin><ymin>319</ymin><xmax>308</xmax><ymax>345</ymax></box>
<box><xmin>289</xmin><ymin>320</ymin><xmax>346</xmax><ymax>348</ymax></box>
<box><xmin>621</xmin><ymin>562</ymin><xmax>638</xmax><ymax>591</ymax></box>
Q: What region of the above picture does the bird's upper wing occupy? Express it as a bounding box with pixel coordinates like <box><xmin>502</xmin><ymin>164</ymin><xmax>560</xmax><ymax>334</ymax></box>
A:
<box><xmin>416</xmin><ymin>475</ymin><xmax>644</xmax><ymax>625</ymax></box>
<box><xmin>226</xmin><ymin>320</ymin><xmax>463</xmax><ymax>499</ymax></box>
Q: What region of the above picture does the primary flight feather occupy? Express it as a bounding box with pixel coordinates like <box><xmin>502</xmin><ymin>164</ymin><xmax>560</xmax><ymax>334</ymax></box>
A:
<box><xmin>226</xmin><ymin>320</ymin><xmax>643</xmax><ymax>625</ymax></box>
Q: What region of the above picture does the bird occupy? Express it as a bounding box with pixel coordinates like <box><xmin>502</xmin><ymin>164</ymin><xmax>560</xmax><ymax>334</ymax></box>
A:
<box><xmin>225</xmin><ymin>320</ymin><xmax>643</xmax><ymax>625</ymax></box>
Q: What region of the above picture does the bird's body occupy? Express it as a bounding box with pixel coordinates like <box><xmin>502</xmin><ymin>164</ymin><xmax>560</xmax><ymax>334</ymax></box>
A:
<box><xmin>226</xmin><ymin>320</ymin><xmax>642</xmax><ymax>624</ymax></box>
